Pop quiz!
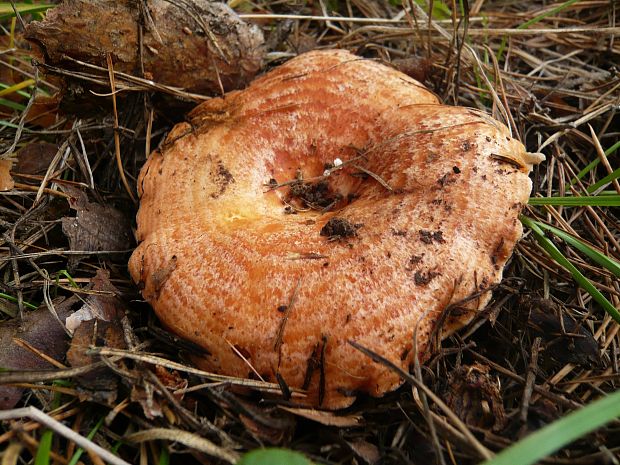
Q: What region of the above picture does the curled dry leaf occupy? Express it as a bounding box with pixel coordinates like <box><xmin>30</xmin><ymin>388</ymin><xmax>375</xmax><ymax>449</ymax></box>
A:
<box><xmin>14</xmin><ymin>142</ymin><xmax>58</xmax><ymax>177</ymax></box>
<box><xmin>525</xmin><ymin>297</ymin><xmax>600</xmax><ymax>368</ymax></box>
<box><xmin>61</xmin><ymin>186</ymin><xmax>132</xmax><ymax>269</ymax></box>
<box><xmin>65</xmin><ymin>269</ymin><xmax>125</xmax><ymax>333</ymax></box>
<box><xmin>0</xmin><ymin>298</ymin><xmax>76</xmax><ymax>409</ymax></box>
<box><xmin>233</xmin><ymin>399</ymin><xmax>296</xmax><ymax>445</ymax></box>
<box><xmin>131</xmin><ymin>382</ymin><xmax>163</xmax><ymax>420</ymax></box>
<box><xmin>444</xmin><ymin>363</ymin><xmax>506</xmax><ymax>432</ymax></box>
<box><xmin>25</xmin><ymin>0</ymin><xmax>264</xmax><ymax>96</ymax></box>
<box><xmin>279</xmin><ymin>406</ymin><xmax>363</xmax><ymax>427</ymax></box>
<box><xmin>130</xmin><ymin>50</ymin><xmax>543</xmax><ymax>408</ymax></box>
<box><xmin>0</xmin><ymin>159</ymin><xmax>14</xmax><ymax>191</ymax></box>
<box><xmin>66</xmin><ymin>270</ymin><xmax>126</xmax><ymax>402</ymax></box>
<box><xmin>66</xmin><ymin>319</ymin><xmax>125</xmax><ymax>403</ymax></box>
<box><xmin>347</xmin><ymin>439</ymin><xmax>380</xmax><ymax>465</ymax></box>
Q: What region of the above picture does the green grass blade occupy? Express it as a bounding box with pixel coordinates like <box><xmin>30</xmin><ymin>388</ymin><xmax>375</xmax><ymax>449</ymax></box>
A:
<box><xmin>570</xmin><ymin>140</ymin><xmax>620</xmax><ymax>185</ymax></box>
<box><xmin>0</xmin><ymin>120</ymin><xmax>21</xmax><ymax>129</ymax></box>
<box><xmin>0</xmin><ymin>80</ymin><xmax>34</xmax><ymax>98</ymax></box>
<box><xmin>56</xmin><ymin>269</ymin><xmax>79</xmax><ymax>288</ymax></box>
<box><xmin>388</xmin><ymin>0</ymin><xmax>451</xmax><ymax>18</ymax></box>
<box><xmin>480</xmin><ymin>388</ymin><xmax>620</xmax><ymax>465</ymax></box>
<box><xmin>0</xmin><ymin>83</ymin><xmax>31</xmax><ymax>99</ymax></box>
<box><xmin>238</xmin><ymin>448</ymin><xmax>314</xmax><ymax>465</ymax></box>
<box><xmin>35</xmin><ymin>429</ymin><xmax>53</xmax><ymax>465</ymax></box>
<box><xmin>497</xmin><ymin>0</ymin><xmax>582</xmax><ymax>62</ymax></box>
<box><xmin>158</xmin><ymin>446</ymin><xmax>170</xmax><ymax>465</ymax></box>
<box><xmin>0</xmin><ymin>97</ymin><xmax>26</xmax><ymax>111</ymax></box>
<box><xmin>586</xmin><ymin>167</ymin><xmax>620</xmax><ymax>194</ymax></box>
<box><xmin>66</xmin><ymin>416</ymin><xmax>105</xmax><ymax>465</ymax></box>
<box><xmin>0</xmin><ymin>4</ymin><xmax>53</xmax><ymax>20</ymax></box>
<box><xmin>528</xmin><ymin>194</ymin><xmax>620</xmax><ymax>206</ymax></box>
<box><xmin>0</xmin><ymin>292</ymin><xmax>38</xmax><ymax>310</ymax></box>
<box><xmin>521</xmin><ymin>216</ymin><xmax>620</xmax><ymax>324</ymax></box>
<box><xmin>531</xmin><ymin>221</ymin><xmax>620</xmax><ymax>278</ymax></box>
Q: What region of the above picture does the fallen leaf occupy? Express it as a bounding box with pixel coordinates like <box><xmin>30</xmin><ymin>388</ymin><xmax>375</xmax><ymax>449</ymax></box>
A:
<box><xmin>24</xmin><ymin>94</ymin><xmax>62</xmax><ymax>127</ymax></box>
<box><xmin>391</xmin><ymin>56</ymin><xmax>433</xmax><ymax>84</ymax></box>
<box><xmin>154</xmin><ymin>365</ymin><xmax>187</xmax><ymax>401</ymax></box>
<box><xmin>0</xmin><ymin>159</ymin><xmax>14</xmax><ymax>191</ymax></box>
<box><xmin>0</xmin><ymin>297</ymin><xmax>77</xmax><ymax>409</ymax></box>
<box><xmin>527</xmin><ymin>300</ymin><xmax>599</xmax><ymax>367</ymax></box>
<box><xmin>15</xmin><ymin>142</ymin><xmax>58</xmax><ymax>177</ymax></box>
<box><xmin>131</xmin><ymin>383</ymin><xmax>163</xmax><ymax>420</ymax></box>
<box><xmin>65</xmin><ymin>269</ymin><xmax>126</xmax><ymax>402</ymax></box>
<box><xmin>347</xmin><ymin>439</ymin><xmax>380</xmax><ymax>465</ymax></box>
<box><xmin>60</xmin><ymin>186</ymin><xmax>132</xmax><ymax>269</ymax></box>
<box><xmin>443</xmin><ymin>363</ymin><xmax>506</xmax><ymax>432</ymax></box>
<box><xmin>279</xmin><ymin>406</ymin><xmax>363</xmax><ymax>427</ymax></box>
<box><xmin>66</xmin><ymin>319</ymin><xmax>125</xmax><ymax>403</ymax></box>
<box><xmin>236</xmin><ymin>401</ymin><xmax>295</xmax><ymax>445</ymax></box>
<box><xmin>65</xmin><ymin>269</ymin><xmax>124</xmax><ymax>333</ymax></box>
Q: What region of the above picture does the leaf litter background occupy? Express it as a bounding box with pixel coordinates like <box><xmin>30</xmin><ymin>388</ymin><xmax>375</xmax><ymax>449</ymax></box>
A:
<box><xmin>0</xmin><ymin>0</ymin><xmax>619</xmax><ymax>464</ymax></box>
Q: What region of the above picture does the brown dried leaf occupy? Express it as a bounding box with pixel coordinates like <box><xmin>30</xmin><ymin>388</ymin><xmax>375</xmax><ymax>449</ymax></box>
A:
<box><xmin>443</xmin><ymin>363</ymin><xmax>506</xmax><ymax>432</ymax></box>
<box><xmin>236</xmin><ymin>401</ymin><xmax>296</xmax><ymax>445</ymax></box>
<box><xmin>23</xmin><ymin>94</ymin><xmax>63</xmax><ymax>127</ymax></box>
<box><xmin>60</xmin><ymin>186</ymin><xmax>132</xmax><ymax>269</ymax></box>
<box><xmin>154</xmin><ymin>365</ymin><xmax>187</xmax><ymax>401</ymax></box>
<box><xmin>0</xmin><ymin>159</ymin><xmax>14</xmax><ymax>191</ymax></box>
<box><xmin>66</xmin><ymin>319</ymin><xmax>124</xmax><ymax>403</ymax></box>
<box><xmin>65</xmin><ymin>269</ymin><xmax>124</xmax><ymax>333</ymax></box>
<box><xmin>279</xmin><ymin>406</ymin><xmax>363</xmax><ymax>427</ymax></box>
<box><xmin>0</xmin><ymin>298</ymin><xmax>77</xmax><ymax>409</ymax></box>
<box><xmin>347</xmin><ymin>439</ymin><xmax>380</xmax><ymax>465</ymax></box>
<box><xmin>131</xmin><ymin>384</ymin><xmax>163</xmax><ymax>420</ymax></box>
<box><xmin>391</xmin><ymin>56</ymin><xmax>433</xmax><ymax>84</ymax></box>
<box><xmin>25</xmin><ymin>0</ymin><xmax>264</xmax><ymax>97</ymax></box>
<box><xmin>527</xmin><ymin>300</ymin><xmax>599</xmax><ymax>367</ymax></box>
<box><xmin>65</xmin><ymin>269</ymin><xmax>126</xmax><ymax>402</ymax></box>
<box><xmin>15</xmin><ymin>142</ymin><xmax>58</xmax><ymax>177</ymax></box>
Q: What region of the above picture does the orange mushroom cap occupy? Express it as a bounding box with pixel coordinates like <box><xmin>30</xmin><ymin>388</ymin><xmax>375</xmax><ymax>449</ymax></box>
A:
<box><xmin>129</xmin><ymin>49</ymin><xmax>542</xmax><ymax>409</ymax></box>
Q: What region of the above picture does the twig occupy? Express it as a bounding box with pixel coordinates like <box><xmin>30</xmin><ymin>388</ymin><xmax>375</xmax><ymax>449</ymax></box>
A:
<box><xmin>520</xmin><ymin>337</ymin><xmax>542</xmax><ymax>423</ymax></box>
<box><xmin>125</xmin><ymin>428</ymin><xmax>239</xmax><ymax>464</ymax></box>
<box><xmin>349</xmin><ymin>341</ymin><xmax>494</xmax><ymax>461</ymax></box>
<box><xmin>106</xmin><ymin>53</ymin><xmax>136</xmax><ymax>203</ymax></box>
<box><xmin>88</xmin><ymin>347</ymin><xmax>305</xmax><ymax>393</ymax></box>
<box><xmin>0</xmin><ymin>407</ymin><xmax>131</xmax><ymax>465</ymax></box>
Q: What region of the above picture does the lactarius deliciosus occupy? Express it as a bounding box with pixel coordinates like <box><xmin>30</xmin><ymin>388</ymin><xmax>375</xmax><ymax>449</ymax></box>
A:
<box><xmin>129</xmin><ymin>50</ymin><xmax>544</xmax><ymax>409</ymax></box>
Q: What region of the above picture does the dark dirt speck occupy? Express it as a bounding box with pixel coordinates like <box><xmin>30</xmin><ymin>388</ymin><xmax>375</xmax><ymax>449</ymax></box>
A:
<box><xmin>414</xmin><ymin>270</ymin><xmax>441</xmax><ymax>285</ymax></box>
<box><xmin>210</xmin><ymin>161</ymin><xmax>235</xmax><ymax>198</ymax></box>
<box><xmin>290</xmin><ymin>179</ymin><xmax>341</xmax><ymax>210</ymax></box>
<box><xmin>320</xmin><ymin>217</ymin><xmax>361</xmax><ymax>239</ymax></box>
<box><xmin>419</xmin><ymin>230</ymin><xmax>446</xmax><ymax>244</ymax></box>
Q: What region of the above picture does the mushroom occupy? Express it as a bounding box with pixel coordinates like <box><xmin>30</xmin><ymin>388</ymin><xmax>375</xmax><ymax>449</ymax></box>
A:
<box><xmin>129</xmin><ymin>49</ymin><xmax>543</xmax><ymax>409</ymax></box>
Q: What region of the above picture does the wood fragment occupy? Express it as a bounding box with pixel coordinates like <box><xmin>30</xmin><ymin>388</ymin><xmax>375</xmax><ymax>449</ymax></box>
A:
<box><xmin>25</xmin><ymin>0</ymin><xmax>264</xmax><ymax>97</ymax></box>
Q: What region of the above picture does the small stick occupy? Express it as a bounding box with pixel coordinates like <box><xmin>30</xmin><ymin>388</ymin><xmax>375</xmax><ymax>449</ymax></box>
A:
<box><xmin>274</xmin><ymin>279</ymin><xmax>302</xmax><ymax>358</ymax></box>
<box><xmin>520</xmin><ymin>337</ymin><xmax>542</xmax><ymax>423</ymax></box>
<box><xmin>352</xmin><ymin>164</ymin><xmax>393</xmax><ymax>192</ymax></box>
<box><xmin>265</xmin><ymin>155</ymin><xmax>367</xmax><ymax>191</ymax></box>
<box><xmin>350</xmin><ymin>341</ymin><xmax>494</xmax><ymax>461</ymax></box>
<box><xmin>106</xmin><ymin>53</ymin><xmax>137</xmax><ymax>204</ymax></box>
<box><xmin>12</xmin><ymin>337</ymin><xmax>67</xmax><ymax>369</ymax></box>
<box><xmin>225</xmin><ymin>338</ymin><xmax>265</xmax><ymax>382</ymax></box>
<box><xmin>0</xmin><ymin>407</ymin><xmax>131</xmax><ymax>465</ymax></box>
<box><xmin>588</xmin><ymin>124</ymin><xmax>620</xmax><ymax>195</ymax></box>
<box><xmin>89</xmin><ymin>347</ymin><xmax>302</xmax><ymax>393</ymax></box>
